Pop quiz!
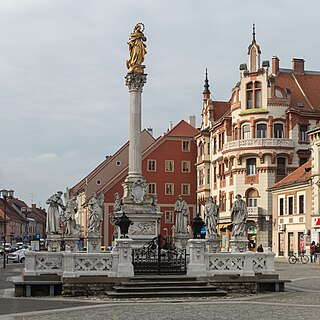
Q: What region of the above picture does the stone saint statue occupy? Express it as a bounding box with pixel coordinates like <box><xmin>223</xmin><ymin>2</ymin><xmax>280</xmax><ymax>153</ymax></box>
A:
<box><xmin>126</xmin><ymin>23</ymin><xmax>147</xmax><ymax>74</ymax></box>
<box><xmin>174</xmin><ymin>195</ymin><xmax>189</xmax><ymax>234</ymax></box>
<box><xmin>46</xmin><ymin>191</ymin><xmax>65</xmax><ymax>234</ymax></box>
<box><xmin>230</xmin><ymin>194</ymin><xmax>248</xmax><ymax>237</ymax></box>
<box><xmin>87</xmin><ymin>192</ymin><xmax>104</xmax><ymax>233</ymax></box>
<box><xmin>63</xmin><ymin>188</ymin><xmax>78</xmax><ymax>235</ymax></box>
<box><xmin>114</xmin><ymin>192</ymin><xmax>123</xmax><ymax>212</ymax></box>
<box><xmin>204</xmin><ymin>196</ymin><xmax>219</xmax><ymax>237</ymax></box>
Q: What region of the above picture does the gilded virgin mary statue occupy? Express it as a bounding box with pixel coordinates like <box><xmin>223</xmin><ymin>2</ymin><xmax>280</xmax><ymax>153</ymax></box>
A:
<box><xmin>126</xmin><ymin>23</ymin><xmax>147</xmax><ymax>74</ymax></box>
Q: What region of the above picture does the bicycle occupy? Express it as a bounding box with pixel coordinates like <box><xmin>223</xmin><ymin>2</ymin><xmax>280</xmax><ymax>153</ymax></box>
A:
<box><xmin>288</xmin><ymin>252</ymin><xmax>309</xmax><ymax>264</ymax></box>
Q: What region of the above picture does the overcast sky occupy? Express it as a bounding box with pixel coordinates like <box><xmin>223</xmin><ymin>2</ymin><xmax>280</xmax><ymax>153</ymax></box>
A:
<box><xmin>0</xmin><ymin>0</ymin><xmax>319</xmax><ymax>207</ymax></box>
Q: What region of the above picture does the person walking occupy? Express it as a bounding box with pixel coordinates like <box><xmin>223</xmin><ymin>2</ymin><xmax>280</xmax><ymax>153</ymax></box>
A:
<box><xmin>310</xmin><ymin>241</ymin><xmax>316</xmax><ymax>263</ymax></box>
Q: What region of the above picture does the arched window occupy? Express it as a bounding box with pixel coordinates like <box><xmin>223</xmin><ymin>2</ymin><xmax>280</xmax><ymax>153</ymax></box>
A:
<box><xmin>247</xmin><ymin>189</ymin><xmax>259</xmax><ymax>207</ymax></box>
<box><xmin>277</xmin><ymin>157</ymin><xmax>286</xmax><ymax>176</ymax></box>
<box><xmin>274</xmin><ymin>123</ymin><xmax>284</xmax><ymax>138</ymax></box>
<box><xmin>246</xmin><ymin>81</ymin><xmax>261</xmax><ymax>109</ymax></box>
<box><xmin>242</xmin><ymin>125</ymin><xmax>250</xmax><ymax>139</ymax></box>
<box><xmin>256</xmin><ymin>123</ymin><xmax>267</xmax><ymax>138</ymax></box>
<box><xmin>234</xmin><ymin>127</ymin><xmax>239</xmax><ymax>140</ymax></box>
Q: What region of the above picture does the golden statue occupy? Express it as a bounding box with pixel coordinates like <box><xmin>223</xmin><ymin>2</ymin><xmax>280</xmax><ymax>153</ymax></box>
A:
<box><xmin>126</xmin><ymin>23</ymin><xmax>147</xmax><ymax>74</ymax></box>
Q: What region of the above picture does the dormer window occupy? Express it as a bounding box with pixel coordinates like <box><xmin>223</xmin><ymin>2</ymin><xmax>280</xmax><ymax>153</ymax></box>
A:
<box><xmin>246</xmin><ymin>81</ymin><xmax>261</xmax><ymax>109</ymax></box>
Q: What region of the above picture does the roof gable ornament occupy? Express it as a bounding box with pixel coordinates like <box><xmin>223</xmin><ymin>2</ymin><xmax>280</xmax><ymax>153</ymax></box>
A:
<box><xmin>247</xmin><ymin>23</ymin><xmax>261</xmax><ymax>73</ymax></box>
<box><xmin>203</xmin><ymin>68</ymin><xmax>211</xmax><ymax>95</ymax></box>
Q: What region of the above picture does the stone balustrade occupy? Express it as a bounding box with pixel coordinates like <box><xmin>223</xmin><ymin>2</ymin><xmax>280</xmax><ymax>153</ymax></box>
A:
<box><xmin>187</xmin><ymin>239</ymin><xmax>275</xmax><ymax>277</ymax></box>
<box><xmin>24</xmin><ymin>239</ymin><xmax>133</xmax><ymax>278</ymax></box>
<box><xmin>223</xmin><ymin>138</ymin><xmax>294</xmax><ymax>151</ymax></box>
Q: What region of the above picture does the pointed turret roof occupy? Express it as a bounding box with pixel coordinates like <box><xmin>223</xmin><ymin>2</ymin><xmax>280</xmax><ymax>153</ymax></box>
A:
<box><xmin>203</xmin><ymin>68</ymin><xmax>211</xmax><ymax>94</ymax></box>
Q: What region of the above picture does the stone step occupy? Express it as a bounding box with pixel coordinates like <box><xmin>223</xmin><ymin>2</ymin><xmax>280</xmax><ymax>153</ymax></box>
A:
<box><xmin>120</xmin><ymin>280</ymin><xmax>208</xmax><ymax>287</ymax></box>
<box><xmin>113</xmin><ymin>285</ymin><xmax>216</xmax><ymax>292</ymax></box>
<box><xmin>130</xmin><ymin>276</ymin><xmax>197</xmax><ymax>282</ymax></box>
<box><xmin>107</xmin><ymin>290</ymin><xmax>227</xmax><ymax>298</ymax></box>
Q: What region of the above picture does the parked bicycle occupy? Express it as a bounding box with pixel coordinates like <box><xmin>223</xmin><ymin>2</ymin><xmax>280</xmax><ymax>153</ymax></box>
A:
<box><xmin>288</xmin><ymin>252</ymin><xmax>309</xmax><ymax>264</ymax></box>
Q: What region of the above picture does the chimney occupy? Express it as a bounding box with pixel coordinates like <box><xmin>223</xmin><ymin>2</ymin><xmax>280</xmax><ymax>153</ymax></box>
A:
<box><xmin>169</xmin><ymin>121</ymin><xmax>173</xmax><ymax>131</ymax></box>
<box><xmin>292</xmin><ymin>58</ymin><xmax>305</xmax><ymax>75</ymax></box>
<box><xmin>272</xmin><ymin>55</ymin><xmax>279</xmax><ymax>74</ymax></box>
<box><xmin>32</xmin><ymin>204</ymin><xmax>36</xmax><ymax>209</ymax></box>
<box><xmin>188</xmin><ymin>115</ymin><xmax>196</xmax><ymax>128</ymax></box>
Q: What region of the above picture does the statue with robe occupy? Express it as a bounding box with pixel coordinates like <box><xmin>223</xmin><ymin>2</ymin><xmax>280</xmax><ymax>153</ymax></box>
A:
<box><xmin>230</xmin><ymin>194</ymin><xmax>248</xmax><ymax>237</ymax></box>
<box><xmin>174</xmin><ymin>195</ymin><xmax>189</xmax><ymax>234</ymax></box>
<box><xmin>46</xmin><ymin>191</ymin><xmax>65</xmax><ymax>234</ymax></box>
<box><xmin>87</xmin><ymin>192</ymin><xmax>104</xmax><ymax>233</ymax></box>
<box><xmin>204</xmin><ymin>196</ymin><xmax>219</xmax><ymax>237</ymax></box>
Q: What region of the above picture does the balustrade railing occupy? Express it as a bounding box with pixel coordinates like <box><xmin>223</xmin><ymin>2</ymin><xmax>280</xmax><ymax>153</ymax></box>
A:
<box><xmin>223</xmin><ymin>138</ymin><xmax>294</xmax><ymax>151</ymax></box>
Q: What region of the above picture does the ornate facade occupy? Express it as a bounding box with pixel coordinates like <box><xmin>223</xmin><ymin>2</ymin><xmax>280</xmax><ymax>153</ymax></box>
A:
<box><xmin>196</xmin><ymin>28</ymin><xmax>320</xmax><ymax>251</ymax></box>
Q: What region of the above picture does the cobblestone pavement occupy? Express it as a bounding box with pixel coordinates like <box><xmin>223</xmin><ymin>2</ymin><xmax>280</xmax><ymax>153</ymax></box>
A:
<box><xmin>1</xmin><ymin>258</ymin><xmax>320</xmax><ymax>320</ymax></box>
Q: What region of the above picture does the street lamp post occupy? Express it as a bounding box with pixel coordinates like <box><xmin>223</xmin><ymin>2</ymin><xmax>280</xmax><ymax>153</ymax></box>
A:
<box><xmin>1</xmin><ymin>189</ymin><xmax>14</xmax><ymax>269</ymax></box>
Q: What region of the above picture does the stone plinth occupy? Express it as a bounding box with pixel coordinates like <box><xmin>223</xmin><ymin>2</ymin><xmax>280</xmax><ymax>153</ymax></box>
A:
<box><xmin>115</xmin><ymin>238</ymin><xmax>134</xmax><ymax>277</ymax></box>
<box><xmin>207</xmin><ymin>234</ymin><xmax>221</xmax><ymax>253</ymax></box>
<box><xmin>174</xmin><ymin>233</ymin><xmax>191</xmax><ymax>250</ymax></box>
<box><xmin>230</xmin><ymin>236</ymin><xmax>248</xmax><ymax>253</ymax></box>
<box><xmin>46</xmin><ymin>234</ymin><xmax>62</xmax><ymax>252</ymax></box>
<box><xmin>87</xmin><ymin>231</ymin><xmax>102</xmax><ymax>253</ymax></box>
<box><xmin>64</xmin><ymin>235</ymin><xmax>79</xmax><ymax>253</ymax></box>
<box><xmin>115</xmin><ymin>211</ymin><xmax>162</xmax><ymax>248</ymax></box>
<box><xmin>187</xmin><ymin>239</ymin><xmax>207</xmax><ymax>277</ymax></box>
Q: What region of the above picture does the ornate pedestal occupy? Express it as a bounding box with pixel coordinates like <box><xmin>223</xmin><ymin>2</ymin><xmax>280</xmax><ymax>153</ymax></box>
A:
<box><xmin>46</xmin><ymin>234</ymin><xmax>62</xmax><ymax>252</ymax></box>
<box><xmin>187</xmin><ymin>239</ymin><xmax>207</xmax><ymax>277</ymax></box>
<box><xmin>64</xmin><ymin>235</ymin><xmax>79</xmax><ymax>253</ymax></box>
<box><xmin>230</xmin><ymin>236</ymin><xmax>248</xmax><ymax>253</ymax></box>
<box><xmin>174</xmin><ymin>233</ymin><xmax>191</xmax><ymax>250</ymax></box>
<box><xmin>207</xmin><ymin>234</ymin><xmax>221</xmax><ymax>253</ymax></box>
<box><xmin>86</xmin><ymin>231</ymin><xmax>102</xmax><ymax>253</ymax></box>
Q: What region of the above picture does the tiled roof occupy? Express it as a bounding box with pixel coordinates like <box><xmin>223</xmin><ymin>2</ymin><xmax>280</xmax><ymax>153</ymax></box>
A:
<box><xmin>269</xmin><ymin>160</ymin><xmax>311</xmax><ymax>190</ymax></box>
<box><xmin>209</xmin><ymin>101</ymin><xmax>231</xmax><ymax>121</ymax></box>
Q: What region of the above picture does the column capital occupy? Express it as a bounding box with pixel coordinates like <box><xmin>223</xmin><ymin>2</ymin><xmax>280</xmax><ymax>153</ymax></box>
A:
<box><xmin>125</xmin><ymin>73</ymin><xmax>147</xmax><ymax>92</ymax></box>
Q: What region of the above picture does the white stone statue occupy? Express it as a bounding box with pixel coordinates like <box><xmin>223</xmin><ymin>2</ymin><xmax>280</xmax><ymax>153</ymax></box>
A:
<box><xmin>46</xmin><ymin>191</ymin><xmax>65</xmax><ymax>234</ymax></box>
<box><xmin>230</xmin><ymin>194</ymin><xmax>248</xmax><ymax>237</ymax></box>
<box><xmin>87</xmin><ymin>192</ymin><xmax>104</xmax><ymax>233</ymax></box>
<box><xmin>204</xmin><ymin>196</ymin><xmax>219</xmax><ymax>237</ymax></box>
<box><xmin>174</xmin><ymin>195</ymin><xmax>189</xmax><ymax>234</ymax></box>
<box><xmin>114</xmin><ymin>192</ymin><xmax>123</xmax><ymax>212</ymax></box>
<box><xmin>63</xmin><ymin>188</ymin><xmax>78</xmax><ymax>235</ymax></box>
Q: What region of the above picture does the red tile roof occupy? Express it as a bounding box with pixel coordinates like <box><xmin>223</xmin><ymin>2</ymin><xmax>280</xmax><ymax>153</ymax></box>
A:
<box><xmin>269</xmin><ymin>160</ymin><xmax>311</xmax><ymax>190</ymax></box>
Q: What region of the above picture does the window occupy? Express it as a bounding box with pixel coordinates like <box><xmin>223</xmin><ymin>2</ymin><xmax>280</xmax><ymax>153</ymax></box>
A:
<box><xmin>165</xmin><ymin>183</ymin><xmax>174</xmax><ymax>195</ymax></box>
<box><xmin>207</xmin><ymin>143</ymin><xmax>210</xmax><ymax>155</ymax></box>
<box><xmin>277</xmin><ymin>158</ymin><xmax>286</xmax><ymax>176</ymax></box>
<box><xmin>256</xmin><ymin>123</ymin><xmax>267</xmax><ymax>138</ymax></box>
<box><xmin>247</xmin><ymin>189</ymin><xmax>258</xmax><ymax>207</ymax></box>
<box><xmin>198</xmin><ymin>170</ymin><xmax>204</xmax><ymax>185</ymax></box>
<box><xmin>116</xmin><ymin>161</ymin><xmax>121</xmax><ymax>166</ymax></box>
<box><xmin>219</xmin><ymin>132</ymin><xmax>225</xmax><ymax>149</ymax></box>
<box><xmin>213</xmin><ymin>137</ymin><xmax>217</xmax><ymax>154</ymax></box>
<box><xmin>274</xmin><ymin>123</ymin><xmax>284</xmax><ymax>138</ymax></box>
<box><xmin>182</xmin><ymin>161</ymin><xmax>190</xmax><ymax>172</ymax></box>
<box><xmin>279</xmin><ymin>197</ymin><xmax>284</xmax><ymax>216</ymax></box>
<box><xmin>213</xmin><ymin>167</ymin><xmax>217</xmax><ymax>183</ymax></box>
<box><xmin>246</xmin><ymin>158</ymin><xmax>256</xmax><ymax>176</ymax></box>
<box><xmin>299</xmin><ymin>125</ymin><xmax>308</xmax><ymax>142</ymax></box>
<box><xmin>148</xmin><ymin>183</ymin><xmax>156</xmax><ymax>194</ymax></box>
<box><xmin>199</xmin><ymin>143</ymin><xmax>204</xmax><ymax>156</ymax></box>
<box><xmin>96</xmin><ymin>179</ymin><xmax>101</xmax><ymax>185</ymax></box>
<box><xmin>181</xmin><ymin>184</ymin><xmax>190</xmax><ymax>196</ymax></box>
<box><xmin>165</xmin><ymin>160</ymin><xmax>174</xmax><ymax>172</ymax></box>
<box><xmin>288</xmin><ymin>196</ymin><xmax>294</xmax><ymax>215</ymax></box>
<box><xmin>299</xmin><ymin>194</ymin><xmax>304</xmax><ymax>214</ymax></box>
<box><xmin>147</xmin><ymin>160</ymin><xmax>156</xmax><ymax>171</ymax></box>
<box><xmin>299</xmin><ymin>158</ymin><xmax>308</xmax><ymax>166</ymax></box>
<box><xmin>207</xmin><ymin>168</ymin><xmax>210</xmax><ymax>184</ymax></box>
<box><xmin>182</xmin><ymin>140</ymin><xmax>190</xmax><ymax>152</ymax></box>
<box><xmin>234</xmin><ymin>127</ymin><xmax>238</xmax><ymax>140</ymax></box>
<box><xmin>242</xmin><ymin>125</ymin><xmax>250</xmax><ymax>139</ymax></box>
<box><xmin>165</xmin><ymin>211</ymin><xmax>174</xmax><ymax>224</ymax></box>
<box><xmin>246</xmin><ymin>81</ymin><xmax>261</xmax><ymax>109</ymax></box>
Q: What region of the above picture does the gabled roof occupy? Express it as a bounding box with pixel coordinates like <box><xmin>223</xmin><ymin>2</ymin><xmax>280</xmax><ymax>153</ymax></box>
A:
<box><xmin>209</xmin><ymin>101</ymin><xmax>231</xmax><ymax>121</ymax></box>
<box><xmin>274</xmin><ymin>69</ymin><xmax>320</xmax><ymax>113</ymax></box>
<box><xmin>166</xmin><ymin>120</ymin><xmax>199</xmax><ymax>137</ymax></box>
<box><xmin>268</xmin><ymin>160</ymin><xmax>311</xmax><ymax>191</ymax></box>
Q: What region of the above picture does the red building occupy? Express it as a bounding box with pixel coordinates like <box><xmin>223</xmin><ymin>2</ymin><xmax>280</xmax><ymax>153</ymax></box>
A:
<box><xmin>71</xmin><ymin>119</ymin><xmax>198</xmax><ymax>246</ymax></box>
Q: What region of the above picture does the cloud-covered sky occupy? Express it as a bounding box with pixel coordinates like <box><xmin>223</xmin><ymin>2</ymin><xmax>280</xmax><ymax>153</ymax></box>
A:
<box><xmin>0</xmin><ymin>0</ymin><xmax>319</xmax><ymax>207</ymax></box>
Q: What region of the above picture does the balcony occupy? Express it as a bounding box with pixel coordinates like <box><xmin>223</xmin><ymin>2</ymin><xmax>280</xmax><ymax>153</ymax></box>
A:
<box><xmin>223</xmin><ymin>138</ymin><xmax>294</xmax><ymax>151</ymax></box>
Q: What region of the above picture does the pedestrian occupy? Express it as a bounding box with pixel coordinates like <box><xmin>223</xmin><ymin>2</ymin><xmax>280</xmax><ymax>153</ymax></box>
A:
<box><xmin>310</xmin><ymin>241</ymin><xmax>316</xmax><ymax>263</ymax></box>
<box><xmin>257</xmin><ymin>244</ymin><xmax>264</xmax><ymax>252</ymax></box>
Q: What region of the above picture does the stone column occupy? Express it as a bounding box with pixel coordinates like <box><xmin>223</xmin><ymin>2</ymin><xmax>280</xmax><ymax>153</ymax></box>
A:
<box><xmin>187</xmin><ymin>239</ymin><xmax>207</xmax><ymax>276</ymax></box>
<box><xmin>124</xmin><ymin>73</ymin><xmax>147</xmax><ymax>183</ymax></box>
